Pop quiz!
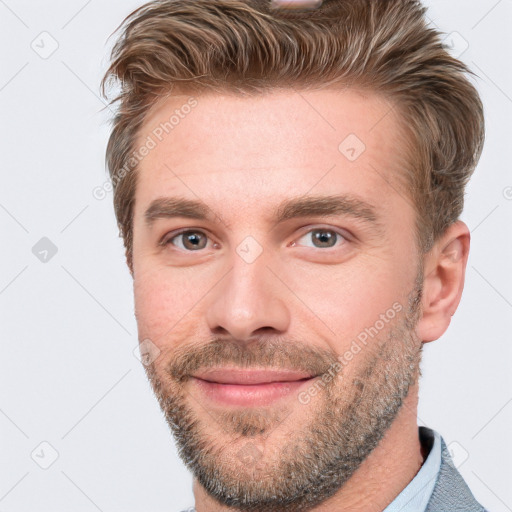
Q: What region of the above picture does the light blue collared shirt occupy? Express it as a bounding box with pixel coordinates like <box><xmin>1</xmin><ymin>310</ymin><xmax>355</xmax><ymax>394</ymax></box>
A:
<box><xmin>181</xmin><ymin>426</ymin><xmax>442</xmax><ymax>512</ymax></box>
<box><xmin>383</xmin><ymin>426</ymin><xmax>442</xmax><ymax>512</ymax></box>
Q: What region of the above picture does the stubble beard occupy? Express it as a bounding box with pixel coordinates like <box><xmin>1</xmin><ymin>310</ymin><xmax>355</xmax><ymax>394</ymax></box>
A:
<box><xmin>143</xmin><ymin>269</ymin><xmax>424</xmax><ymax>512</ymax></box>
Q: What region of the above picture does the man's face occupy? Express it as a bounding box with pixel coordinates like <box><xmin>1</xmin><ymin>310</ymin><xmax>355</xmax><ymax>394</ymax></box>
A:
<box><xmin>131</xmin><ymin>89</ymin><xmax>424</xmax><ymax>511</ymax></box>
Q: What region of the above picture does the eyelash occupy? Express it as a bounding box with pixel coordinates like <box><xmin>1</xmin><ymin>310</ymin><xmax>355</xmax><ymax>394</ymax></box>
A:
<box><xmin>160</xmin><ymin>226</ymin><xmax>350</xmax><ymax>252</ymax></box>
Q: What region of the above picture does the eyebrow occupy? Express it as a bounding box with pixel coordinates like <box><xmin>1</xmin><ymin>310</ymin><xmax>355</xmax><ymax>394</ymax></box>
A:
<box><xmin>144</xmin><ymin>197</ymin><xmax>217</xmax><ymax>227</ymax></box>
<box><xmin>274</xmin><ymin>194</ymin><xmax>381</xmax><ymax>228</ymax></box>
<box><xmin>144</xmin><ymin>194</ymin><xmax>383</xmax><ymax>234</ymax></box>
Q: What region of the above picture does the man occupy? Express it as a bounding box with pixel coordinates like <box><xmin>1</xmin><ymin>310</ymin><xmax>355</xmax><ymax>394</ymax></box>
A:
<box><xmin>100</xmin><ymin>0</ymin><xmax>488</xmax><ymax>510</ymax></box>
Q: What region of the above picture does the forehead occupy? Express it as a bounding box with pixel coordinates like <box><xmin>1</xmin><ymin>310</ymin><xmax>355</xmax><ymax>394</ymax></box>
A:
<box><xmin>132</xmin><ymin>88</ymin><xmax>412</xmax><ymax>224</ymax></box>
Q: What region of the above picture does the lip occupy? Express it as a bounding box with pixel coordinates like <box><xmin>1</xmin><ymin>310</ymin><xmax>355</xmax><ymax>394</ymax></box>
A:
<box><xmin>191</xmin><ymin>368</ymin><xmax>316</xmax><ymax>384</ymax></box>
<box><xmin>189</xmin><ymin>368</ymin><xmax>318</xmax><ymax>407</ymax></box>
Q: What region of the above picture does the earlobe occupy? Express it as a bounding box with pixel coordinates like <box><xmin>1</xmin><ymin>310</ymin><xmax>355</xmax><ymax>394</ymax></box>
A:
<box><xmin>415</xmin><ymin>221</ymin><xmax>470</xmax><ymax>343</ymax></box>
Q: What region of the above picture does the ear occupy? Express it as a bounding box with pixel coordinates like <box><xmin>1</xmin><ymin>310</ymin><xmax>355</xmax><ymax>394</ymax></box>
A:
<box><xmin>415</xmin><ymin>220</ymin><xmax>470</xmax><ymax>343</ymax></box>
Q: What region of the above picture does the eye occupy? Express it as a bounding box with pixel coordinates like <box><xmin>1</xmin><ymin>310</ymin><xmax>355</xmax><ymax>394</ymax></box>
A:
<box><xmin>164</xmin><ymin>230</ymin><xmax>212</xmax><ymax>251</ymax></box>
<box><xmin>292</xmin><ymin>227</ymin><xmax>347</xmax><ymax>249</ymax></box>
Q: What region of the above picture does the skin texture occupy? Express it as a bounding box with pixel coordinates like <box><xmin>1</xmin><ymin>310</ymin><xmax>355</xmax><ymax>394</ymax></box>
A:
<box><xmin>130</xmin><ymin>89</ymin><xmax>470</xmax><ymax>512</ymax></box>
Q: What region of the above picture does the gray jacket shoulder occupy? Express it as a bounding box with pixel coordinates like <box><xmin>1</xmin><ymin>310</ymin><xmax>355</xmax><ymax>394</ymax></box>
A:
<box><xmin>424</xmin><ymin>430</ymin><xmax>487</xmax><ymax>512</ymax></box>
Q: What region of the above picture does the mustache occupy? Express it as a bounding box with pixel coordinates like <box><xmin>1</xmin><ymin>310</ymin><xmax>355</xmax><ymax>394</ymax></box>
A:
<box><xmin>166</xmin><ymin>338</ymin><xmax>340</xmax><ymax>383</ymax></box>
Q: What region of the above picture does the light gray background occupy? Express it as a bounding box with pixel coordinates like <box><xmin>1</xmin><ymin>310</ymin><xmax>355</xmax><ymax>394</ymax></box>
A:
<box><xmin>1</xmin><ymin>0</ymin><xmax>511</xmax><ymax>511</ymax></box>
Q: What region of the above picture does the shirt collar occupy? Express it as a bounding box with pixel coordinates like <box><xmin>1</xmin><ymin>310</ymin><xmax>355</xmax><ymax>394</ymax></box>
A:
<box><xmin>382</xmin><ymin>426</ymin><xmax>442</xmax><ymax>512</ymax></box>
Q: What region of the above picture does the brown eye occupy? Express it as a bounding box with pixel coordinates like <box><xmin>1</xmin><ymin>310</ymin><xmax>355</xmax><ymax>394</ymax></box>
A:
<box><xmin>311</xmin><ymin>229</ymin><xmax>338</xmax><ymax>248</ymax></box>
<box><xmin>168</xmin><ymin>231</ymin><xmax>209</xmax><ymax>251</ymax></box>
<box><xmin>295</xmin><ymin>228</ymin><xmax>345</xmax><ymax>249</ymax></box>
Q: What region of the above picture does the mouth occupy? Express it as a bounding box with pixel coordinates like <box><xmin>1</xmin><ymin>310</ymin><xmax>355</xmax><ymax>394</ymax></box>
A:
<box><xmin>189</xmin><ymin>368</ymin><xmax>318</xmax><ymax>407</ymax></box>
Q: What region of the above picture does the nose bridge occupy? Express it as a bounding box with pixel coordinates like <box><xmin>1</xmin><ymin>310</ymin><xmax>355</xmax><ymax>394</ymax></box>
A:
<box><xmin>205</xmin><ymin>244</ymin><xmax>291</xmax><ymax>340</ymax></box>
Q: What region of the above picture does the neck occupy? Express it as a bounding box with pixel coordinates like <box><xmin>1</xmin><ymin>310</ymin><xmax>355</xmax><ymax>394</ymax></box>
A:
<box><xmin>192</xmin><ymin>380</ymin><xmax>424</xmax><ymax>512</ymax></box>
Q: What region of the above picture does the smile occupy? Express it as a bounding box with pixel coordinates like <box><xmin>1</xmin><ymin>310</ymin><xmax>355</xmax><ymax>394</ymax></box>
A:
<box><xmin>189</xmin><ymin>368</ymin><xmax>318</xmax><ymax>407</ymax></box>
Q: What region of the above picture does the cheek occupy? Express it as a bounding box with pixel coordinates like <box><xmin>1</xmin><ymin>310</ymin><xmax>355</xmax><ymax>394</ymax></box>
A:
<box><xmin>133</xmin><ymin>266</ymin><xmax>207</xmax><ymax>345</ymax></box>
<box><xmin>282</xmin><ymin>255</ymin><xmax>410</xmax><ymax>345</ymax></box>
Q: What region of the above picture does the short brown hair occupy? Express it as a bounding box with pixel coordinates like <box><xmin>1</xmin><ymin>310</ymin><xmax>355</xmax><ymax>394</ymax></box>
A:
<box><xmin>101</xmin><ymin>0</ymin><xmax>484</xmax><ymax>273</ymax></box>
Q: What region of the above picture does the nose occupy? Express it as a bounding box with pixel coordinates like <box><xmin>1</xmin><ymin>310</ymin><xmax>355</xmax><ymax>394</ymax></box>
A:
<box><xmin>205</xmin><ymin>249</ymin><xmax>291</xmax><ymax>342</ymax></box>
